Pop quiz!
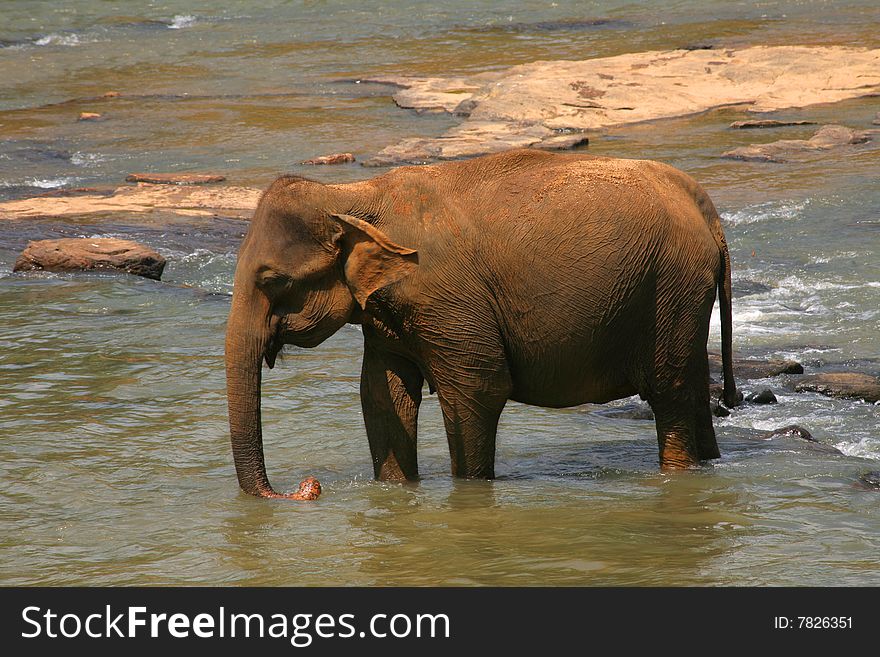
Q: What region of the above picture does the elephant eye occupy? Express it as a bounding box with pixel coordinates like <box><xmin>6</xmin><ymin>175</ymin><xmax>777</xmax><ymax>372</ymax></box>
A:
<box><xmin>256</xmin><ymin>270</ymin><xmax>291</xmax><ymax>291</ymax></box>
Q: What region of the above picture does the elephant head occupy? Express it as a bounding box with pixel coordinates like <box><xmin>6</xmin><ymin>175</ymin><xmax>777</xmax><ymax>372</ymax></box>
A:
<box><xmin>225</xmin><ymin>177</ymin><xmax>418</xmax><ymax>498</ymax></box>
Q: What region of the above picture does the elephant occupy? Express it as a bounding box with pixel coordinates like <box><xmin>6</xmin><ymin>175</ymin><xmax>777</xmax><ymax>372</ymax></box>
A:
<box><xmin>225</xmin><ymin>148</ymin><xmax>738</xmax><ymax>498</ymax></box>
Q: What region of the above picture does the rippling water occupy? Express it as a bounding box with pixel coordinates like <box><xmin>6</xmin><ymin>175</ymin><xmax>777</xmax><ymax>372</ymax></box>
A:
<box><xmin>1</xmin><ymin>1</ymin><xmax>879</xmax><ymax>586</ymax></box>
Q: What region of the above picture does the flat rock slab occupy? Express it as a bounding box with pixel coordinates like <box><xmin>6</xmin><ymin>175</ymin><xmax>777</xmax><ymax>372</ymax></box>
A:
<box><xmin>794</xmin><ymin>373</ymin><xmax>880</xmax><ymax>403</ymax></box>
<box><xmin>708</xmin><ymin>351</ymin><xmax>804</xmax><ymax>379</ymax></box>
<box><xmin>0</xmin><ymin>184</ymin><xmax>262</xmax><ymax>220</ymax></box>
<box><xmin>13</xmin><ymin>238</ymin><xmax>166</xmax><ymax>280</ymax></box>
<box><xmin>729</xmin><ymin>119</ymin><xmax>816</xmax><ymax>129</ymax></box>
<box><xmin>721</xmin><ymin>124</ymin><xmax>874</xmax><ymax>162</ymax></box>
<box><xmin>365</xmin><ymin>45</ymin><xmax>880</xmax><ymax>165</ymax></box>
<box><xmin>125</xmin><ymin>173</ymin><xmax>227</xmax><ymax>185</ymax></box>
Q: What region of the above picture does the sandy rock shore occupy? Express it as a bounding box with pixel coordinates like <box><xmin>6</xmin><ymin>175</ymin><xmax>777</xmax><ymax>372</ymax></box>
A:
<box><xmin>364</xmin><ymin>45</ymin><xmax>880</xmax><ymax>165</ymax></box>
<box><xmin>0</xmin><ymin>183</ymin><xmax>262</xmax><ymax>221</ymax></box>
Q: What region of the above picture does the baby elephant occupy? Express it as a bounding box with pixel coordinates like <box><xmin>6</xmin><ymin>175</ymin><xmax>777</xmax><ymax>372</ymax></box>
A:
<box><xmin>225</xmin><ymin>149</ymin><xmax>737</xmax><ymax>498</ymax></box>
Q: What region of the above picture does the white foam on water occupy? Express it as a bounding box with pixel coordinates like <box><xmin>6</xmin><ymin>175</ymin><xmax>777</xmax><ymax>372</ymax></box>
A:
<box><xmin>721</xmin><ymin>199</ymin><xmax>810</xmax><ymax>227</ymax></box>
<box><xmin>34</xmin><ymin>33</ymin><xmax>82</xmax><ymax>47</ymax></box>
<box><xmin>168</xmin><ymin>15</ymin><xmax>198</xmax><ymax>29</ymax></box>
<box><xmin>0</xmin><ymin>176</ymin><xmax>80</xmax><ymax>189</ymax></box>
<box><xmin>811</xmin><ymin>251</ymin><xmax>863</xmax><ymax>265</ymax></box>
<box><xmin>71</xmin><ymin>152</ymin><xmax>107</xmax><ymax>167</ymax></box>
<box><xmin>838</xmin><ymin>438</ymin><xmax>880</xmax><ymax>461</ymax></box>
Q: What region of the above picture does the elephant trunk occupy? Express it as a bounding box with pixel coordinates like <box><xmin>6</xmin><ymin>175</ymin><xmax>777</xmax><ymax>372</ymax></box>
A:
<box><xmin>225</xmin><ymin>287</ymin><xmax>284</xmax><ymax>498</ymax></box>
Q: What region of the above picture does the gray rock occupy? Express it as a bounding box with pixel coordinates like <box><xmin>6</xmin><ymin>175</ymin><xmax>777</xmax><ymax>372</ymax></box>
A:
<box><xmin>745</xmin><ymin>388</ymin><xmax>778</xmax><ymax>404</ymax></box>
<box><xmin>13</xmin><ymin>238</ymin><xmax>166</xmax><ymax>280</ymax></box>
<box><xmin>794</xmin><ymin>373</ymin><xmax>880</xmax><ymax>403</ymax></box>
<box><xmin>755</xmin><ymin>424</ymin><xmax>843</xmax><ymax>455</ymax></box>
<box><xmin>712</xmin><ymin>403</ymin><xmax>731</xmax><ymax>417</ymax></box>
<box><xmin>760</xmin><ymin>424</ymin><xmax>816</xmax><ymax>442</ymax></box>
<box><xmin>731</xmin><ymin>279</ymin><xmax>772</xmax><ymax>298</ymax></box>
<box><xmin>721</xmin><ymin>124</ymin><xmax>874</xmax><ymax>162</ymax></box>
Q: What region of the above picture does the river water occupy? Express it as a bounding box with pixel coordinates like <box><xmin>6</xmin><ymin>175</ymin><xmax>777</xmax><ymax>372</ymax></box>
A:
<box><xmin>1</xmin><ymin>1</ymin><xmax>878</xmax><ymax>586</ymax></box>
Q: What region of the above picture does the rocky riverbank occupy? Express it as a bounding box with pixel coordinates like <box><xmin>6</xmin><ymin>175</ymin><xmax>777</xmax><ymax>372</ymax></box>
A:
<box><xmin>363</xmin><ymin>45</ymin><xmax>880</xmax><ymax>165</ymax></box>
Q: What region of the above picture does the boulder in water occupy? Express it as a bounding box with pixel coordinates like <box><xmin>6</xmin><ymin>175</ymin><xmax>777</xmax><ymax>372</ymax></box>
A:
<box><xmin>794</xmin><ymin>373</ymin><xmax>880</xmax><ymax>403</ymax></box>
<box><xmin>745</xmin><ymin>389</ymin><xmax>778</xmax><ymax>404</ymax></box>
<box><xmin>125</xmin><ymin>172</ymin><xmax>227</xmax><ymax>185</ymax></box>
<box><xmin>301</xmin><ymin>153</ymin><xmax>356</xmax><ymax>165</ymax></box>
<box><xmin>721</xmin><ymin>124</ymin><xmax>874</xmax><ymax>162</ymax></box>
<box><xmin>13</xmin><ymin>238</ymin><xmax>166</xmax><ymax>280</ymax></box>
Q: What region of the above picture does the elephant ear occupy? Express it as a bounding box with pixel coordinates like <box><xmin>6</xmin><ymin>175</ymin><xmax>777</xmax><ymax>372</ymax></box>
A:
<box><xmin>330</xmin><ymin>213</ymin><xmax>418</xmax><ymax>309</ymax></box>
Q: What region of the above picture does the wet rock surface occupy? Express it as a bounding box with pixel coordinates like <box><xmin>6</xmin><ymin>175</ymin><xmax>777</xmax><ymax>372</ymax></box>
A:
<box><xmin>13</xmin><ymin>237</ymin><xmax>167</xmax><ymax>280</ymax></box>
<box><xmin>857</xmin><ymin>471</ymin><xmax>880</xmax><ymax>490</ymax></box>
<box><xmin>301</xmin><ymin>153</ymin><xmax>356</xmax><ymax>165</ymax></box>
<box><xmin>721</xmin><ymin>124</ymin><xmax>874</xmax><ymax>162</ymax></box>
<box><xmin>760</xmin><ymin>424</ymin><xmax>815</xmax><ymax>442</ymax></box>
<box><xmin>712</xmin><ymin>403</ymin><xmax>731</xmax><ymax>418</ymax></box>
<box><xmin>365</xmin><ymin>46</ymin><xmax>880</xmax><ymax>164</ymax></box>
<box><xmin>794</xmin><ymin>372</ymin><xmax>880</xmax><ymax>403</ymax></box>
<box><xmin>731</xmin><ymin>279</ymin><xmax>773</xmax><ymax>298</ymax></box>
<box><xmin>745</xmin><ymin>388</ymin><xmax>778</xmax><ymax>404</ymax></box>
<box><xmin>708</xmin><ymin>351</ymin><xmax>804</xmax><ymax>379</ymax></box>
<box><xmin>754</xmin><ymin>425</ymin><xmax>843</xmax><ymax>455</ymax></box>
<box><xmin>729</xmin><ymin>119</ymin><xmax>816</xmax><ymax>129</ymax></box>
<box><xmin>125</xmin><ymin>173</ymin><xmax>227</xmax><ymax>185</ymax></box>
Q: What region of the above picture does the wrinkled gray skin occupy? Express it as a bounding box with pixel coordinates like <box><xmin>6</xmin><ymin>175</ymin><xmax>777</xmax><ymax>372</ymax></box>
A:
<box><xmin>225</xmin><ymin>149</ymin><xmax>738</xmax><ymax>498</ymax></box>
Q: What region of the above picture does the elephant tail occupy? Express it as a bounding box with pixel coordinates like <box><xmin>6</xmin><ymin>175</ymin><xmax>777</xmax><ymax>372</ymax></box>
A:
<box><xmin>715</xmin><ymin>227</ymin><xmax>739</xmax><ymax>408</ymax></box>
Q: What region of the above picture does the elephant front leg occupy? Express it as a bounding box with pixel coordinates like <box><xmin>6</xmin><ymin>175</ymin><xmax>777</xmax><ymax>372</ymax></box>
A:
<box><xmin>434</xmin><ymin>363</ymin><xmax>512</xmax><ymax>479</ymax></box>
<box><xmin>361</xmin><ymin>344</ymin><xmax>423</xmax><ymax>481</ymax></box>
<box><xmin>651</xmin><ymin>393</ymin><xmax>700</xmax><ymax>470</ymax></box>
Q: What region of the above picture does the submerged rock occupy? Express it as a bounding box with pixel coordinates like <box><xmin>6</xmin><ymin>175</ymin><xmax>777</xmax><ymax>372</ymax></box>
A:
<box><xmin>760</xmin><ymin>425</ymin><xmax>816</xmax><ymax>442</ymax></box>
<box><xmin>873</xmin><ymin>112</ymin><xmax>880</xmax><ymax>126</ymax></box>
<box><xmin>745</xmin><ymin>388</ymin><xmax>778</xmax><ymax>404</ymax></box>
<box><xmin>731</xmin><ymin>279</ymin><xmax>773</xmax><ymax>298</ymax></box>
<box><xmin>857</xmin><ymin>471</ymin><xmax>880</xmax><ymax>490</ymax></box>
<box><xmin>78</xmin><ymin>112</ymin><xmax>103</xmax><ymax>121</ymax></box>
<box><xmin>729</xmin><ymin>119</ymin><xmax>816</xmax><ymax>129</ymax></box>
<box><xmin>712</xmin><ymin>403</ymin><xmax>731</xmax><ymax>418</ymax></box>
<box><xmin>125</xmin><ymin>172</ymin><xmax>227</xmax><ymax>185</ymax></box>
<box><xmin>755</xmin><ymin>425</ymin><xmax>843</xmax><ymax>455</ymax></box>
<box><xmin>365</xmin><ymin>46</ymin><xmax>880</xmax><ymax>164</ymax></box>
<box><xmin>301</xmin><ymin>153</ymin><xmax>356</xmax><ymax>165</ymax></box>
<box><xmin>794</xmin><ymin>372</ymin><xmax>880</xmax><ymax>403</ymax></box>
<box><xmin>13</xmin><ymin>238</ymin><xmax>166</xmax><ymax>280</ymax></box>
<box><xmin>721</xmin><ymin>124</ymin><xmax>874</xmax><ymax>162</ymax></box>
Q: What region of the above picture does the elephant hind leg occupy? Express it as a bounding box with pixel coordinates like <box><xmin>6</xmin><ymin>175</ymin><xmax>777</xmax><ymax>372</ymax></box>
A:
<box><xmin>648</xmin><ymin>350</ymin><xmax>718</xmax><ymax>469</ymax></box>
<box><xmin>693</xmin><ymin>348</ymin><xmax>720</xmax><ymax>461</ymax></box>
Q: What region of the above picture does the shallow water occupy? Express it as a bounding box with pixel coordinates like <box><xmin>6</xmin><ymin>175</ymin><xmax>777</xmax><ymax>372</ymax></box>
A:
<box><xmin>1</xmin><ymin>1</ymin><xmax>879</xmax><ymax>586</ymax></box>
